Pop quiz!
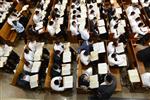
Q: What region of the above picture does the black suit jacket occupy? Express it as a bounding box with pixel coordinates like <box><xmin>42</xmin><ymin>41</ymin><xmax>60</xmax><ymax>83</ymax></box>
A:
<box><xmin>96</xmin><ymin>76</ymin><xmax>116</xmax><ymax>100</ymax></box>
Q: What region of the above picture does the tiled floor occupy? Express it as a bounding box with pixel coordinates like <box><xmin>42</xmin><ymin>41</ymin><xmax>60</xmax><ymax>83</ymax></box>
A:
<box><xmin>0</xmin><ymin>41</ymin><xmax>150</xmax><ymax>100</ymax></box>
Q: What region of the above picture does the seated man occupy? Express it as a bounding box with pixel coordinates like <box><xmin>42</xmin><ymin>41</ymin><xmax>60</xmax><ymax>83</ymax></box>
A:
<box><xmin>79</xmin><ymin>67</ymin><xmax>92</xmax><ymax>89</ymax></box>
<box><xmin>24</xmin><ymin>48</ymin><xmax>34</xmax><ymax>62</ymax></box>
<box><xmin>108</xmin><ymin>53</ymin><xmax>124</xmax><ymax>66</ymax></box>
<box><xmin>33</xmin><ymin>10</ymin><xmax>43</xmax><ymax>24</ymax></box>
<box><xmin>17</xmin><ymin>72</ymin><xmax>30</xmax><ymax>89</ymax></box>
<box><xmin>78</xmin><ymin>40</ymin><xmax>92</xmax><ymax>53</ymax></box>
<box><xmin>80</xmin><ymin>50</ymin><xmax>90</xmax><ymax>66</ymax></box>
<box><xmin>51</xmin><ymin>76</ymin><xmax>64</xmax><ymax>91</ymax></box>
<box><xmin>54</xmin><ymin>40</ymin><xmax>64</xmax><ymax>54</ymax></box>
<box><xmin>28</xmin><ymin>39</ymin><xmax>37</xmax><ymax>52</ymax></box>
<box><xmin>96</xmin><ymin>73</ymin><xmax>116</xmax><ymax>100</ymax></box>
<box><xmin>11</xmin><ymin>20</ymin><xmax>25</xmax><ymax>39</ymax></box>
<box><xmin>47</xmin><ymin>21</ymin><xmax>56</xmax><ymax>36</ymax></box>
<box><xmin>107</xmin><ymin>39</ymin><xmax>118</xmax><ymax>54</ymax></box>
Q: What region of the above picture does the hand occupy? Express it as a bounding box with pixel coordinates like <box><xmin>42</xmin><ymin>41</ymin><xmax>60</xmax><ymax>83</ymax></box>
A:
<box><xmin>11</xmin><ymin>28</ymin><xmax>15</xmax><ymax>30</ymax></box>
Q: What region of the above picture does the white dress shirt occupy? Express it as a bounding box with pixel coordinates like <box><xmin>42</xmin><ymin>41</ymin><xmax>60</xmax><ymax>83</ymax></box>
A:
<box><xmin>33</xmin><ymin>13</ymin><xmax>42</xmax><ymax>24</ymax></box>
<box><xmin>89</xmin><ymin>14</ymin><xmax>95</xmax><ymax>20</ymax></box>
<box><xmin>28</xmin><ymin>41</ymin><xmax>37</xmax><ymax>52</ymax></box>
<box><xmin>24</xmin><ymin>51</ymin><xmax>34</xmax><ymax>61</ymax></box>
<box><xmin>84</xmin><ymin>67</ymin><xmax>93</xmax><ymax>76</ymax></box>
<box><xmin>70</xmin><ymin>25</ymin><xmax>80</xmax><ymax>36</ymax></box>
<box><xmin>51</xmin><ymin>76</ymin><xmax>65</xmax><ymax>91</ymax></box>
<box><xmin>108</xmin><ymin>53</ymin><xmax>124</xmax><ymax>66</ymax></box>
<box><xmin>132</xmin><ymin>25</ymin><xmax>146</xmax><ymax>35</ymax></box>
<box><xmin>110</xmin><ymin>19</ymin><xmax>117</xmax><ymax>27</ymax></box>
<box><xmin>80</xmin><ymin>50</ymin><xmax>90</xmax><ymax>66</ymax></box>
<box><xmin>107</xmin><ymin>42</ymin><xmax>115</xmax><ymax>54</ymax></box>
<box><xmin>54</xmin><ymin>43</ymin><xmax>64</xmax><ymax>54</ymax></box>
<box><xmin>23</xmin><ymin>61</ymin><xmax>33</xmax><ymax>72</ymax></box>
<box><xmin>80</xmin><ymin>28</ymin><xmax>90</xmax><ymax>41</ymax></box>
<box><xmin>47</xmin><ymin>24</ymin><xmax>56</xmax><ymax>36</ymax></box>
<box><xmin>141</xmin><ymin>73</ymin><xmax>150</xmax><ymax>87</ymax></box>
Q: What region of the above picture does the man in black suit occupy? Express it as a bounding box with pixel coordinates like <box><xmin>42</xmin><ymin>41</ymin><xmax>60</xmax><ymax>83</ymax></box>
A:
<box><xmin>89</xmin><ymin>73</ymin><xmax>116</xmax><ymax>100</ymax></box>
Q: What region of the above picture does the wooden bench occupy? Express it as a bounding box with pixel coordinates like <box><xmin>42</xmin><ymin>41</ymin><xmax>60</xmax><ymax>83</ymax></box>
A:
<box><xmin>126</xmin><ymin>40</ymin><xmax>146</xmax><ymax>90</ymax></box>
<box><xmin>130</xmin><ymin>40</ymin><xmax>146</xmax><ymax>75</ymax></box>
<box><xmin>44</xmin><ymin>49</ymin><xmax>54</xmax><ymax>89</ymax></box>
<box><xmin>11</xmin><ymin>53</ymin><xmax>25</xmax><ymax>86</ymax></box>
<box><xmin>110</xmin><ymin>67</ymin><xmax>122</xmax><ymax>92</ymax></box>
<box><xmin>67</xmin><ymin>0</ymin><xmax>80</xmax><ymax>43</ymax></box>
<box><xmin>0</xmin><ymin>3</ymin><xmax>22</xmax><ymax>45</ymax></box>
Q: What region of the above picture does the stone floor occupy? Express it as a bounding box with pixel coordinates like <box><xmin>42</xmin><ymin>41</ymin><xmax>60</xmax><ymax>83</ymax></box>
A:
<box><xmin>0</xmin><ymin>41</ymin><xmax>150</xmax><ymax>100</ymax></box>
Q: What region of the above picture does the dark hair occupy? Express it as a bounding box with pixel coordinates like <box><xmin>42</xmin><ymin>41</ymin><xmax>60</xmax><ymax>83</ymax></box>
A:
<box><xmin>55</xmin><ymin>14</ymin><xmax>60</xmax><ymax>18</ymax></box>
<box><xmin>93</xmin><ymin>17</ymin><xmax>97</xmax><ymax>20</ymax></box>
<box><xmin>114</xmin><ymin>24</ymin><xmax>118</xmax><ymax>29</ymax></box>
<box><xmin>24</xmin><ymin>48</ymin><xmax>29</xmax><ymax>54</ymax></box>
<box><xmin>72</xmin><ymin>21</ymin><xmax>76</xmax><ymax>25</ymax></box>
<box><xmin>130</xmin><ymin>11</ymin><xmax>135</xmax><ymax>16</ymax></box>
<box><xmin>89</xmin><ymin>5</ymin><xmax>93</xmax><ymax>9</ymax></box>
<box><xmin>72</xmin><ymin>15</ymin><xmax>76</xmax><ymax>19</ymax></box>
<box><xmin>135</xmin><ymin>17</ymin><xmax>140</xmax><ymax>21</ymax></box>
<box><xmin>54</xmin><ymin>8</ymin><xmax>58</xmax><ymax>12</ymax></box>
<box><xmin>73</xmin><ymin>10</ymin><xmax>77</xmax><ymax>14</ymax></box>
<box><xmin>83</xmin><ymin>50</ymin><xmax>89</xmax><ymax>56</ymax></box>
<box><xmin>12</xmin><ymin>20</ymin><xmax>17</xmax><ymax>25</ymax></box>
<box><xmin>54</xmin><ymin>80</ymin><xmax>59</xmax><ymax>85</ymax></box>
<box><xmin>79</xmin><ymin>74</ymin><xmax>89</xmax><ymax>87</ymax></box>
<box><xmin>144</xmin><ymin>0</ymin><xmax>148</xmax><ymax>3</ymax></box>
<box><xmin>55</xmin><ymin>39</ymin><xmax>60</xmax><ymax>44</ymax></box>
<box><xmin>53</xmin><ymin>64</ymin><xmax>59</xmax><ymax>70</ymax></box>
<box><xmin>49</xmin><ymin>21</ymin><xmax>54</xmax><ymax>25</ymax></box>
<box><xmin>77</xmin><ymin>14</ymin><xmax>81</xmax><ymax>18</ymax></box>
<box><xmin>138</xmin><ymin>23</ymin><xmax>143</xmax><ymax>27</ymax></box>
<box><xmin>35</xmin><ymin>11</ymin><xmax>39</xmax><ymax>15</ymax></box>
<box><xmin>111</xmin><ymin>53</ymin><xmax>116</xmax><ymax>58</ymax></box>
<box><xmin>90</xmin><ymin>10</ymin><xmax>94</xmax><ymax>14</ymax></box>
<box><xmin>71</xmin><ymin>5</ymin><xmax>75</xmax><ymax>9</ymax></box>
<box><xmin>55</xmin><ymin>50</ymin><xmax>60</xmax><ymax>54</ymax></box>
<box><xmin>113</xmin><ymin>16</ymin><xmax>118</xmax><ymax>20</ymax></box>
<box><xmin>112</xmin><ymin>40</ymin><xmax>118</xmax><ymax>47</ymax></box>
<box><xmin>105</xmin><ymin>74</ymin><xmax>113</xmax><ymax>83</ymax></box>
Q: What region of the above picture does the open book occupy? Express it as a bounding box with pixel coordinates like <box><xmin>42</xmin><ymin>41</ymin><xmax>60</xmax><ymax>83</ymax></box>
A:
<box><xmin>98</xmin><ymin>26</ymin><xmax>106</xmax><ymax>34</ymax></box>
<box><xmin>89</xmin><ymin>75</ymin><xmax>99</xmax><ymax>89</ymax></box>
<box><xmin>63</xmin><ymin>75</ymin><xmax>73</xmax><ymax>89</ymax></box>
<box><xmin>98</xmin><ymin>63</ymin><xmax>108</xmax><ymax>74</ymax></box>
<box><xmin>63</xmin><ymin>51</ymin><xmax>71</xmax><ymax>63</ymax></box>
<box><xmin>93</xmin><ymin>42</ymin><xmax>106</xmax><ymax>53</ymax></box>
<box><xmin>62</xmin><ymin>64</ymin><xmax>71</xmax><ymax>76</ymax></box>
<box><xmin>30</xmin><ymin>74</ymin><xmax>38</xmax><ymax>88</ymax></box>
<box><xmin>128</xmin><ymin>69</ymin><xmax>140</xmax><ymax>83</ymax></box>
<box><xmin>90</xmin><ymin>51</ymin><xmax>99</xmax><ymax>61</ymax></box>
<box><xmin>31</xmin><ymin>62</ymin><xmax>41</xmax><ymax>73</ymax></box>
<box><xmin>98</xmin><ymin>19</ymin><xmax>105</xmax><ymax>27</ymax></box>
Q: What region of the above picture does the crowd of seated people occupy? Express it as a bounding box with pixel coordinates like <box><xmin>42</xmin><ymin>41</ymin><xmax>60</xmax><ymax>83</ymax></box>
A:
<box><xmin>50</xmin><ymin>40</ymin><xmax>76</xmax><ymax>91</ymax></box>
<box><xmin>126</xmin><ymin>4</ymin><xmax>149</xmax><ymax>38</ymax></box>
<box><xmin>0</xmin><ymin>0</ymin><xmax>149</xmax><ymax>99</ymax></box>
<box><xmin>140</xmin><ymin>0</ymin><xmax>150</xmax><ymax>19</ymax></box>
<box><xmin>0</xmin><ymin>43</ymin><xmax>19</xmax><ymax>73</ymax></box>
<box><xmin>0</xmin><ymin>0</ymin><xmax>13</xmax><ymax>28</ymax></box>
<box><xmin>16</xmin><ymin>40</ymin><xmax>49</xmax><ymax>89</ymax></box>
